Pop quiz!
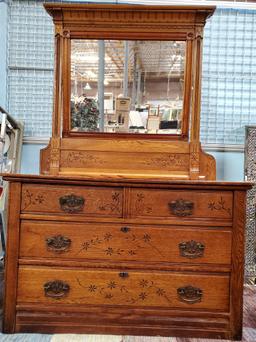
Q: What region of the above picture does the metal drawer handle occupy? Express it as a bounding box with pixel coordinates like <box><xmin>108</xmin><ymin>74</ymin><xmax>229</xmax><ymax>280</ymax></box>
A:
<box><xmin>119</xmin><ymin>272</ymin><xmax>129</xmax><ymax>278</ymax></box>
<box><xmin>120</xmin><ymin>226</ymin><xmax>130</xmax><ymax>233</ymax></box>
<box><xmin>168</xmin><ymin>199</ymin><xmax>194</xmax><ymax>217</ymax></box>
<box><xmin>46</xmin><ymin>235</ymin><xmax>71</xmax><ymax>253</ymax></box>
<box><xmin>59</xmin><ymin>194</ymin><xmax>85</xmax><ymax>213</ymax></box>
<box><xmin>44</xmin><ymin>280</ymin><xmax>70</xmax><ymax>299</ymax></box>
<box><xmin>177</xmin><ymin>285</ymin><xmax>202</xmax><ymax>304</ymax></box>
<box><xmin>179</xmin><ymin>240</ymin><xmax>205</xmax><ymax>259</ymax></box>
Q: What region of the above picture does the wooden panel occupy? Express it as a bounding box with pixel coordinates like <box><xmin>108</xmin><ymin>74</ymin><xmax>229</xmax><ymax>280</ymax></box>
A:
<box><xmin>130</xmin><ymin>189</ymin><xmax>233</xmax><ymax>220</ymax></box>
<box><xmin>60</xmin><ymin>150</ymin><xmax>190</xmax><ymax>172</ymax></box>
<box><xmin>230</xmin><ymin>191</ymin><xmax>246</xmax><ymax>340</ymax></box>
<box><xmin>61</xmin><ymin>138</ymin><xmax>190</xmax><ymax>153</ymax></box>
<box><xmin>3</xmin><ymin>182</ymin><xmax>22</xmax><ymax>333</ymax></box>
<box><xmin>19</xmin><ymin>221</ymin><xmax>232</xmax><ymax>265</ymax></box>
<box><xmin>15</xmin><ymin>305</ymin><xmax>230</xmax><ymax>337</ymax></box>
<box><xmin>21</xmin><ymin>184</ymin><xmax>123</xmax><ymax>218</ymax></box>
<box><xmin>17</xmin><ymin>267</ymin><xmax>230</xmax><ymax>311</ymax></box>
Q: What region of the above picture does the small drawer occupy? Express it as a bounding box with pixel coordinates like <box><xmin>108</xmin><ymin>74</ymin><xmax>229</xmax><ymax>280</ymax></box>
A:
<box><xmin>17</xmin><ymin>267</ymin><xmax>230</xmax><ymax>311</ymax></box>
<box><xmin>21</xmin><ymin>184</ymin><xmax>123</xmax><ymax>217</ymax></box>
<box><xmin>130</xmin><ymin>189</ymin><xmax>233</xmax><ymax>220</ymax></box>
<box><xmin>19</xmin><ymin>221</ymin><xmax>232</xmax><ymax>265</ymax></box>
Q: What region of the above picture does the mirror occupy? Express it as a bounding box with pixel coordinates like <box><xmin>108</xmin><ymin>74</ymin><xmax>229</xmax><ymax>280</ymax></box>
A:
<box><xmin>70</xmin><ymin>39</ymin><xmax>186</xmax><ymax>135</ymax></box>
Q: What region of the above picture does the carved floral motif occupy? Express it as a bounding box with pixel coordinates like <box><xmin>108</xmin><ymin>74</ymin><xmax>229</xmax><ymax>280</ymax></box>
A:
<box><xmin>208</xmin><ymin>197</ymin><xmax>231</xmax><ymax>216</ymax></box>
<box><xmin>76</xmin><ymin>277</ymin><xmax>172</xmax><ymax>305</ymax></box>
<box><xmin>61</xmin><ymin>151</ymin><xmax>106</xmax><ymax>168</ymax></box>
<box><xmin>134</xmin><ymin>193</ymin><xmax>153</xmax><ymax>215</ymax></box>
<box><xmin>77</xmin><ymin>228</ymin><xmax>164</xmax><ymax>257</ymax></box>
<box><xmin>22</xmin><ymin>190</ymin><xmax>45</xmax><ymax>210</ymax></box>
<box><xmin>97</xmin><ymin>192</ymin><xmax>121</xmax><ymax>214</ymax></box>
<box><xmin>144</xmin><ymin>154</ymin><xmax>188</xmax><ymax>169</ymax></box>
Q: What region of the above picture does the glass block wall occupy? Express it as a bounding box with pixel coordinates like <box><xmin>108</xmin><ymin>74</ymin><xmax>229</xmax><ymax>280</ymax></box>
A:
<box><xmin>201</xmin><ymin>8</ymin><xmax>256</xmax><ymax>144</ymax></box>
<box><xmin>7</xmin><ymin>0</ymin><xmax>54</xmax><ymax>136</ymax></box>
<box><xmin>7</xmin><ymin>1</ymin><xmax>256</xmax><ymax>143</ymax></box>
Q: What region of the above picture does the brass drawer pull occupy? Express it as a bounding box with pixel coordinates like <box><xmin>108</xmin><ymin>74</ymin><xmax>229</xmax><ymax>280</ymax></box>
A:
<box><xmin>177</xmin><ymin>285</ymin><xmax>202</xmax><ymax>304</ymax></box>
<box><xmin>119</xmin><ymin>272</ymin><xmax>129</xmax><ymax>278</ymax></box>
<box><xmin>59</xmin><ymin>194</ymin><xmax>85</xmax><ymax>213</ymax></box>
<box><xmin>46</xmin><ymin>235</ymin><xmax>71</xmax><ymax>253</ymax></box>
<box><xmin>120</xmin><ymin>226</ymin><xmax>130</xmax><ymax>233</ymax></box>
<box><xmin>168</xmin><ymin>199</ymin><xmax>194</xmax><ymax>217</ymax></box>
<box><xmin>179</xmin><ymin>240</ymin><xmax>205</xmax><ymax>259</ymax></box>
<box><xmin>44</xmin><ymin>280</ymin><xmax>70</xmax><ymax>299</ymax></box>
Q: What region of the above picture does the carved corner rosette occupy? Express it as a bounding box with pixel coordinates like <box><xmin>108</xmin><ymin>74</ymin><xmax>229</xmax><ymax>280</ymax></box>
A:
<box><xmin>187</xmin><ymin>32</ymin><xmax>194</xmax><ymax>40</ymax></box>
<box><xmin>59</xmin><ymin>194</ymin><xmax>85</xmax><ymax>213</ymax></box>
<box><xmin>169</xmin><ymin>199</ymin><xmax>194</xmax><ymax>217</ymax></box>
<box><xmin>46</xmin><ymin>235</ymin><xmax>71</xmax><ymax>253</ymax></box>
<box><xmin>44</xmin><ymin>280</ymin><xmax>70</xmax><ymax>299</ymax></box>
<box><xmin>55</xmin><ymin>25</ymin><xmax>70</xmax><ymax>38</ymax></box>
<box><xmin>179</xmin><ymin>240</ymin><xmax>205</xmax><ymax>259</ymax></box>
<box><xmin>177</xmin><ymin>285</ymin><xmax>202</xmax><ymax>304</ymax></box>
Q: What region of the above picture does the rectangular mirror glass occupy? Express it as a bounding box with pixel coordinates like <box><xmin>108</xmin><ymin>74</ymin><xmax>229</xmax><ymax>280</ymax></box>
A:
<box><xmin>71</xmin><ymin>39</ymin><xmax>185</xmax><ymax>135</ymax></box>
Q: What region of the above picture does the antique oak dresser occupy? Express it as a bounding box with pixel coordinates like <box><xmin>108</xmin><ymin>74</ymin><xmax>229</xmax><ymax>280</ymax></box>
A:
<box><xmin>2</xmin><ymin>4</ymin><xmax>251</xmax><ymax>340</ymax></box>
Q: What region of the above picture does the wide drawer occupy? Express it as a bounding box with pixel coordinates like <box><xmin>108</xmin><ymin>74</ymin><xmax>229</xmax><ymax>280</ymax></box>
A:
<box><xmin>21</xmin><ymin>184</ymin><xmax>123</xmax><ymax>217</ymax></box>
<box><xmin>19</xmin><ymin>221</ymin><xmax>232</xmax><ymax>265</ymax></box>
<box><xmin>130</xmin><ymin>189</ymin><xmax>233</xmax><ymax>220</ymax></box>
<box><xmin>17</xmin><ymin>267</ymin><xmax>230</xmax><ymax>311</ymax></box>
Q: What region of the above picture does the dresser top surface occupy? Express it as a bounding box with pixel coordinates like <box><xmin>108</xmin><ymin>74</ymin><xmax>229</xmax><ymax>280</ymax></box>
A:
<box><xmin>1</xmin><ymin>173</ymin><xmax>252</xmax><ymax>190</ymax></box>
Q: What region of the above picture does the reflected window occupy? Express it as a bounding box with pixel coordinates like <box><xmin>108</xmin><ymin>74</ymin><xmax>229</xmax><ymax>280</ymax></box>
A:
<box><xmin>70</xmin><ymin>40</ymin><xmax>185</xmax><ymax>135</ymax></box>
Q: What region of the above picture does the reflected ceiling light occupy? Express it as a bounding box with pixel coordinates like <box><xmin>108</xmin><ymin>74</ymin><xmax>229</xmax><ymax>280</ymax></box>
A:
<box><xmin>84</xmin><ymin>82</ymin><xmax>91</xmax><ymax>90</ymax></box>
<box><xmin>104</xmin><ymin>79</ymin><xmax>109</xmax><ymax>85</ymax></box>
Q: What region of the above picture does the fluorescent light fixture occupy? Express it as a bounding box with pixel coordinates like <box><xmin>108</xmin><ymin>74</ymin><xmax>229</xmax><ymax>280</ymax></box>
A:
<box><xmin>84</xmin><ymin>83</ymin><xmax>91</xmax><ymax>90</ymax></box>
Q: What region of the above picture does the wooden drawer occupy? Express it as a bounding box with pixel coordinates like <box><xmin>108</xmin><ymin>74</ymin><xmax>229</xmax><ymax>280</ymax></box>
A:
<box><xmin>17</xmin><ymin>267</ymin><xmax>230</xmax><ymax>311</ymax></box>
<box><xmin>19</xmin><ymin>221</ymin><xmax>232</xmax><ymax>265</ymax></box>
<box><xmin>21</xmin><ymin>184</ymin><xmax>123</xmax><ymax>217</ymax></box>
<box><xmin>130</xmin><ymin>189</ymin><xmax>233</xmax><ymax>220</ymax></box>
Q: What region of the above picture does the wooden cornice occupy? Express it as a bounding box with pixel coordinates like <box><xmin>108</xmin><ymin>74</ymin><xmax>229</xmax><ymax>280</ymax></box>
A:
<box><xmin>43</xmin><ymin>3</ymin><xmax>215</xmax><ymax>29</ymax></box>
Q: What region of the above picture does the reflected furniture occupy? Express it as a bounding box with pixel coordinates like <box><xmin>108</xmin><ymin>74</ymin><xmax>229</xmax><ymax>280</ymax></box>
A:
<box><xmin>2</xmin><ymin>4</ymin><xmax>252</xmax><ymax>340</ymax></box>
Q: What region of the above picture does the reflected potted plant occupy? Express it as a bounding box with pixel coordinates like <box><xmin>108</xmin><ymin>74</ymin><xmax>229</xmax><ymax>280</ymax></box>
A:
<box><xmin>71</xmin><ymin>95</ymin><xmax>99</xmax><ymax>132</ymax></box>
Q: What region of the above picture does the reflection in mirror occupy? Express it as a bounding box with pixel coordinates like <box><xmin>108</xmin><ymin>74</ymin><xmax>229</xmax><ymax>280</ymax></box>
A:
<box><xmin>71</xmin><ymin>40</ymin><xmax>185</xmax><ymax>134</ymax></box>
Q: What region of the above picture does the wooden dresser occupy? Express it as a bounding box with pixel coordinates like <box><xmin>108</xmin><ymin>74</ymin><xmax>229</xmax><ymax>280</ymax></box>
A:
<box><xmin>3</xmin><ymin>174</ymin><xmax>251</xmax><ymax>339</ymax></box>
<box><xmin>2</xmin><ymin>3</ymin><xmax>252</xmax><ymax>340</ymax></box>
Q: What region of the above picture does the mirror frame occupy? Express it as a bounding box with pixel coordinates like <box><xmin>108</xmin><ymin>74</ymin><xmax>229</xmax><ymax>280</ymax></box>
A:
<box><xmin>44</xmin><ymin>3</ymin><xmax>215</xmax><ymax>142</ymax></box>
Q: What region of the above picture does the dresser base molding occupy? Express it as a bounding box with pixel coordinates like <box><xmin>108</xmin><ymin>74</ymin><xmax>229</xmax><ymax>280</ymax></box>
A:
<box><xmin>2</xmin><ymin>174</ymin><xmax>251</xmax><ymax>340</ymax></box>
<box><xmin>15</xmin><ymin>306</ymin><xmax>231</xmax><ymax>339</ymax></box>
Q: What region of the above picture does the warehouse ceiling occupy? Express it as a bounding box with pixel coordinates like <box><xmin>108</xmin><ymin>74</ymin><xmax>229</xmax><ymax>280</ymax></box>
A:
<box><xmin>71</xmin><ymin>39</ymin><xmax>185</xmax><ymax>84</ymax></box>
